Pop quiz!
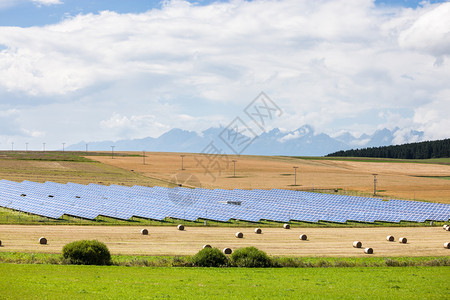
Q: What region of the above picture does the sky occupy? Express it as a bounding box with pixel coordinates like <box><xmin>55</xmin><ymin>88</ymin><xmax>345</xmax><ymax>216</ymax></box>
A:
<box><xmin>0</xmin><ymin>0</ymin><xmax>449</xmax><ymax>151</ymax></box>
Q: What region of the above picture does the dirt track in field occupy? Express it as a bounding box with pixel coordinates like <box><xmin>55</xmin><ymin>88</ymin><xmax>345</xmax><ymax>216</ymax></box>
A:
<box><xmin>1</xmin><ymin>225</ymin><xmax>448</xmax><ymax>257</ymax></box>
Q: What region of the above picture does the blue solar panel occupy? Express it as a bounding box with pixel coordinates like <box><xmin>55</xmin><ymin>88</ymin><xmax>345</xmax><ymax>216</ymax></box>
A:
<box><xmin>0</xmin><ymin>179</ymin><xmax>449</xmax><ymax>223</ymax></box>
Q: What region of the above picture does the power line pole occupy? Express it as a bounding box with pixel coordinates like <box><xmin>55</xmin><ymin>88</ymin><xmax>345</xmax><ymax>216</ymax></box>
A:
<box><xmin>232</xmin><ymin>160</ymin><xmax>237</xmax><ymax>177</ymax></box>
<box><xmin>43</xmin><ymin>143</ymin><xmax>46</xmax><ymax>152</ymax></box>
<box><xmin>62</xmin><ymin>143</ymin><xmax>65</xmax><ymax>152</ymax></box>
<box><xmin>372</xmin><ymin>174</ymin><xmax>378</xmax><ymax>196</ymax></box>
<box><xmin>111</xmin><ymin>146</ymin><xmax>115</xmax><ymax>159</ymax></box>
<box><xmin>293</xmin><ymin>166</ymin><xmax>298</xmax><ymax>186</ymax></box>
<box><xmin>143</xmin><ymin>150</ymin><xmax>146</xmax><ymax>165</ymax></box>
<box><xmin>180</xmin><ymin>155</ymin><xmax>185</xmax><ymax>170</ymax></box>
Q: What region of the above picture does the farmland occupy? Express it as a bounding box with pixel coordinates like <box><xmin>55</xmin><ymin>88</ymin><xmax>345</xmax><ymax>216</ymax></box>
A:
<box><xmin>0</xmin><ymin>225</ymin><xmax>449</xmax><ymax>257</ymax></box>
<box><xmin>0</xmin><ymin>151</ymin><xmax>449</xmax><ymax>298</ymax></box>
<box><xmin>89</xmin><ymin>152</ymin><xmax>450</xmax><ymax>203</ymax></box>
<box><xmin>1</xmin><ymin>150</ymin><xmax>449</xmax><ymax>203</ymax></box>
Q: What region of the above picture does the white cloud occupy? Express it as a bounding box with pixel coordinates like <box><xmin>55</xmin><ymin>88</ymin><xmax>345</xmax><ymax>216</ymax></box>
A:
<box><xmin>0</xmin><ymin>0</ymin><xmax>449</xmax><ymax>147</ymax></box>
<box><xmin>32</xmin><ymin>0</ymin><xmax>62</xmax><ymax>6</ymax></box>
<box><xmin>100</xmin><ymin>113</ymin><xmax>170</xmax><ymax>140</ymax></box>
<box><xmin>398</xmin><ymin>2</ymin><xmax>450</xmax><ymax>59</ymax></box>
<box><xmin>413</xmin><ymin>89</ymin><xmax>450</xmax><ymax>141</ymax></box>
<box><xmin>0</xmin><ymin>0</ymin><xmax>62</xmax><ymax>9</ymax></box>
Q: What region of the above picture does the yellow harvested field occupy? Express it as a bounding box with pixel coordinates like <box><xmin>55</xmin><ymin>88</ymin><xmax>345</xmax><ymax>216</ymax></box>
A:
<box><xmin>89</xmin><ymin>152</ymin><xmax>450</xmax><ymax>203</ymax></box>
<box><xmin>0</xmin><ymin>225</ymin><xmax>449</xmax><ymax>257</ymax></box>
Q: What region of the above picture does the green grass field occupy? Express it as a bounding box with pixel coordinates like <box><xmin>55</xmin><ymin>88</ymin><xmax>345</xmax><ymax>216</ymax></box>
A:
<box><xmin>0</xmin><ymin>264</ymin><xmax>448</xmax><ymax>299</ymax></box>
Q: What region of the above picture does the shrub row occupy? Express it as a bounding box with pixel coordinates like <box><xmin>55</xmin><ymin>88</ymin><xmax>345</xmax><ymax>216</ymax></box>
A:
<box><xmin>56</xmin><ymin>240</ymin><xmax>450</xmax><ymax>268</ymax></box>
<box><xmin>191</xmin><ymin>246</ymin><xmax>273</xmax><ymax>267</ymax></box>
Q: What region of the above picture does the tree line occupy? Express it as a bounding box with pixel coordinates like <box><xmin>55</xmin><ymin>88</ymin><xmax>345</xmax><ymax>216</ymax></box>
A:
<box><xmin>326</xmin><ymin>138</ymin><xmax>450</xmax><ymax>159</ymax></box>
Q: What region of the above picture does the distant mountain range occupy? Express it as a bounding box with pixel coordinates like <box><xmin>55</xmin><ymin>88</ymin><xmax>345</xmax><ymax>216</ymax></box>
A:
<box><xmin>67</xmin><ymin>125</ymin><xmax>424</xmax><ymax>156</ymax></box>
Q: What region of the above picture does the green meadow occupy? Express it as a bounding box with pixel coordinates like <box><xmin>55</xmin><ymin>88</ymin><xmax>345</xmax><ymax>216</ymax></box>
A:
<box><xmin>1</xmin><ymin>264</ymin><xmax>448</xmax><ymax>299</ymax></box>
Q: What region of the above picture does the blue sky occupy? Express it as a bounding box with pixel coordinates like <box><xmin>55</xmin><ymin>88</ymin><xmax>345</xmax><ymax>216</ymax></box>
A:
<box><xmin>0</xmin><ymin>0</ymin><xmax>449</xmax><ymax>150</ymax></box>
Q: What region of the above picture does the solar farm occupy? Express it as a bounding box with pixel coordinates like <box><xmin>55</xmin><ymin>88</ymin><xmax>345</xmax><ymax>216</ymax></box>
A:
<box><xmin>1</xmin><ymin>179</ymin><xmax>449</xmax><ymax>224</ymax></box>
<box><xmin>0</xmin><ymin>152</ymin><xmax>449</xmax><ymax>258</ymax></box>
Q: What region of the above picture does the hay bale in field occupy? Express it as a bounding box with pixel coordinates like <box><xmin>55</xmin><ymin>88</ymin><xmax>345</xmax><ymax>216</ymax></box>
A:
<box><xmin>353</xmin><ymin>241</ymin><xmax>362</xmax><ymax>248</ymax></box>
<box><xmin>141</xmin><ymin>229</ymin><xmax>148</xmax><ymax>235</ymax></box>
<box><xmin>39</xmin><ymin>237</ymin><xmax>47</xmax><ymax>245</ymax></box>
<box><xmin>223</xmin><ymin>248</ymin><xmax>232</xmax><ymax>255</ymax></box>
<box><xmin>299</xmin><ymin>234</ymin><xmax>307</xmax><ymax>240</ymax></box>
<box><xmin>444</xmin><ymin>242</ymin><xmax>450</xmax><ymax>249</ymax></box>
<box><xmin>203</xmin><ymin>244</ymin><xmax>212</xmax><ymax>249</ymax></box>
<box><xmin>386</xmin><ymin>235</ymin><xmax>395</xmax><ymax>242</ymax></box>
<box><xmin>364</xmin><ymin>247</ymin><xmax>373</xmax><ymax>254</ymax></box>
<box><xmin>235</xmin><ymin>232</ymin><xmax>244</xmax><ymax>238</ymax></box>
<box><xmin>283</xmin><ymin>224</ymin><xmax>290</xmax><ymax>229</ymax></box>
<box><xmin>399</xmin><ymin>237</ymin><xmax>407</xmax><ymax>244</ymax></box>
<box><xmin>177</xmin><ymin>224</ymin><xmax>185</xmax><ymax>231</ymax></box>
<box><xmin>255</xmin><ymin>228</ymin><xmax>262</xmax><ymax>234</ymax></box>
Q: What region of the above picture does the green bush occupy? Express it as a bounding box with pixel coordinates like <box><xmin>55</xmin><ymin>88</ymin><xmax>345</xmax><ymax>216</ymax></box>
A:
<box><xmin>191</xmin><ymin>247</ymin><xmax>228</xmax><ymax>267</ymax></box>
<box><xmin>230</xmin><ymin>246</ymin><xmax>272</xmax><ymax>268</ymax></box>
<box><xmin>62</xmin><ymin>240</ymin><xmax>111</xmax><ymax>265</ymax></box>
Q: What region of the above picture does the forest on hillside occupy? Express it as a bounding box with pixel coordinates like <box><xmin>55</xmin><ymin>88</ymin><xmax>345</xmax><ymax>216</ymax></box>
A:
<box><xmin>327</xmin><ymin>138</ymin><xmax>450</xmax><ymax>159</ymax></box>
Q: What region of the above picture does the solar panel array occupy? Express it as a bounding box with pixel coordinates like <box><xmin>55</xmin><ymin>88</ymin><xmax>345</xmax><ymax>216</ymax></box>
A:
<box><xmin>0</xmin><ymin>179</ymin><xmax>449</xmax><ymax>223</ymax></box>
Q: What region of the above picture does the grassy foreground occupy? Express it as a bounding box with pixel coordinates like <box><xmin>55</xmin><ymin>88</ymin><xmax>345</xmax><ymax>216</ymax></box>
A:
<box><xmin>0</xmin><ymin>264</ymin><xmax>448</xmax><ymax>299</ymax></box>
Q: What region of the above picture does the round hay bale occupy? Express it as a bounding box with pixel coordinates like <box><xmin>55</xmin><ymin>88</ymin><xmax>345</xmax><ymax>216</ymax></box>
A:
<box><xmin>386</xmin><ymin>235</ymin><xmax>395</xmax><ymax>242</ymax></box>
<box><xmin>39</xmin><ymin>237</ymin><xmax>47</xmax><ymax>245</ymax></box>
<box><xmin>299</xmin><ymin>234</ymin><xmax>307</xmax><ymax>240</ymax></box>
<box><xmin>203</xmin><ymin>244</ymin><xmax>212</xmax><ymax>249</ymax></box>
<box><xmin>235</xmin><ymin>232</ymin><xmax>243</xmax><ymax>238</ymax></box>
<box><xmin>364</xmin><ymin>247</ymin><xmax>373</xmax><ymax>254</ymax></box>
<box><xmin>177</xmin><ymin>224</ymin><xmax>185</xmax><ymax>231</ymax></box>
<box><xmin>399</xmin><ymin>237</ymin><xmax>407</xmax><ymax>244</ymax></box>
<box><xmin>255</xmin><ymin>228</ymin><xmax>262</xmax><ymax>234</ymax></box>
<box><xmin>283</xmin><ymin>223</ymin><xmax>290</xmax><ymax>229</ymax></box>
<box><xmin>353</xmin><ymin>241</ymin><xmax>362</xmax><ymax>248</ymax></box>
<box><xmin>141</xmin><ymin>229</ymin><xmax>148</xmax><ymax>235</ymax></box>
<box><xmin>443</xmin><ymin>225</ymin><xmax>449</xmax><ymax>230</ymax></box>
<box><xmin>223</xmin><ymin>248</ymin><xmax>232</xmax><ymax>255</ymax></box>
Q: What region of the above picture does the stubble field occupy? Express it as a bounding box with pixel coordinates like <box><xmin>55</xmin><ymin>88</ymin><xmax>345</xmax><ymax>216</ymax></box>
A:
<box><xmin>0</xmin><ymin>225</ymin><xmax>448</xmax><ymax>257</ymax></box>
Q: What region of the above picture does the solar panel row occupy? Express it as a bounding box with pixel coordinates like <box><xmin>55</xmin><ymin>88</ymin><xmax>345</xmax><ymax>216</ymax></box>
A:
<box><xmin>0</xmin><ymin>179</ymin><xmax>449</xmax><ymax>223</ymax></box>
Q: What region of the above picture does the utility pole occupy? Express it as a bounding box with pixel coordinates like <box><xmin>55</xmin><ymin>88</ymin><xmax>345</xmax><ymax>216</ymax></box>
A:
<box><xmin>43</xmin><ymin>143</ymin><xmax>46</xmax><ymax>152</ymax></box>
<box><xmin>143</xmin><ymin>150</ymin><xmax>146</xmax><ymax>165</ymax></box>
<box><xmin>293</xmin><ymin>166</ymin><xmax>298</xmax><ymax>186</ymax></box>
<box><xmin>25</xmin><ymin>142</ymin><xmax>28</xmax><ymax>152</ymax></box>
<box><xmin>111</xmin><ymin>146</ymin><xmax>115</xmax><ymax>159</ymax></box>
<box><xmin>232</xmin><ymin>160</ymin><xmax>237</xmax><ymax>177</ymax></box>
<box><xmin>62</xmin><ymin>143</ymin><xmax>65</xmax><ymax>152</ymax></box>
<box><xmin>11</xmin><ymin>142</ymin><xmax>14</xmax><ymax>151</ymax></box>
<box><xmin>180</xmin><ymin>154</ymin><xmax>185</xmax><ymax>170</ymax></box>
<box><xmin>372</xmin><ymin>174</ymin><xmax>378</xmax><ymax>196</ymax></box>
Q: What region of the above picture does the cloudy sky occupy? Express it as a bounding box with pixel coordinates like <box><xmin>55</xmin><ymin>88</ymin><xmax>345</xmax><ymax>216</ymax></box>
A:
<box><xmin>0</xmin><ymin>0</ymin><xmax>449</xmax><ymax>151</ymax></box>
